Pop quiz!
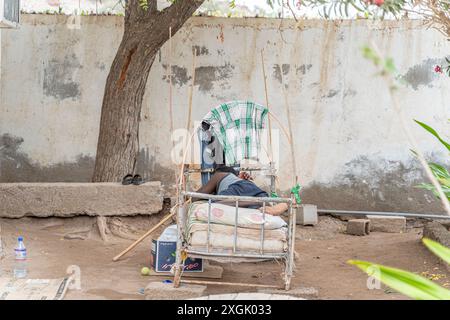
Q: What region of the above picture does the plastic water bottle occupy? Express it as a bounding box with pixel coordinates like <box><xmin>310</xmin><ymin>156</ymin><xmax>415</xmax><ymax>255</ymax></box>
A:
<box><xmin>158</xmin><ymin>225</ymin><xmax>178</xmax><ymax>242</ymax></box>
<box><xmin>13</xmin><ymin>236</ymin><xmax>27</xmax><ymax>279</ymax></box>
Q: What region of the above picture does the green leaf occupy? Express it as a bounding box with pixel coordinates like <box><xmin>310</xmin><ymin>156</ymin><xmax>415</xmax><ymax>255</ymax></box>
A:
<box><xmin>139</xmin><ymin>0</ymin><xmax>148</xmax><ymax>11</ymax></box>
<box><xmin>384</xmin><ymin>58</ymin><xmax>396</xmax><ymax>74</ymax></box>
<box><xmin>361</xmin><ymin>46</ymin><xmax>381</xmax><ymax>66</ymax></box>
<box><xmin>414</xmin><ymin>119</ymin><xmax>450</xmax><ymax>152</ymax></box>
<box><xmin>416</xmin><ymin>182</ymin><xmax>435</xmax><ymax>191</ymax></box>
<box><xmin>416</xmin><ymin>182</ymin><xmax>450</xmax><ymax>201</ymax></box>
<box><xmin>438</xmin><ymin>177</ymin><xmax>450</xmax><ymax>188</ymax></box>
<box><xmin>344</xmin><ymin>1</ymin><xmax>349</xmax><ymax>16</ymax></box>
<box><xmin>428</xmin><ymin>162</ymin><xmax>450</xmax><ymax>179</ymax></box>
<box><xmin>423</xmin><ymin>238</ymin><xmax>450</xmax><ymax>264</ymax></box>
<box><xmin>348</xmin><ymin>260</ymin><xmax>450</xmax><ymax>300</ymax></box>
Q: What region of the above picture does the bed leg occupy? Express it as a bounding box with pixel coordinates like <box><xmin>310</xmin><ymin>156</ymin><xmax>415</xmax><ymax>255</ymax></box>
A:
<box><xmin>284</xmin><ymin>198</ymin><xmax>296</xmax><ymax>291</ymax></box>
<box><xmin>173</xmin><ymin>264</ymin><xmax>182</xmax><ymax>288</ymax></box>
<box><xmin>284</xmin><ymin>274</ymin><xmax>292</xmax><ymax>291</ymax></box>
<box><xmin>173</xmin><ymin>195</ymin><xmax>185</xmax><ymax>288</ymax></box>
<box><xmin>284</xmin><ymin>249</ymin><xmax>293</xmax><ymax>291</ymax></box>
<box><xmin>284</xmin><ymin>248</ymin><xmax>293</xmax><ymax>291</ymax></box>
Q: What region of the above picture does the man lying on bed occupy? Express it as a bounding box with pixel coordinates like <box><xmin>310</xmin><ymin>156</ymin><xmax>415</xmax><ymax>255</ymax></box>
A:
<box><xmin>195</xmin><ymin>165</ymin><xmax>288</xmax><ymax>216</ymax></box>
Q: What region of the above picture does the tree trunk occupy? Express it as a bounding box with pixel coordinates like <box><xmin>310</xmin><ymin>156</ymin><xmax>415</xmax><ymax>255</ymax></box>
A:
<box><xmin>93</xmin><ymin>0</ymin><xmax>204</xmax><ymax>182</ymax></box>
<box><xmin>92</xmin><ymin>34</ymin><xmax>153</xmax><ymax>182</ymax></box>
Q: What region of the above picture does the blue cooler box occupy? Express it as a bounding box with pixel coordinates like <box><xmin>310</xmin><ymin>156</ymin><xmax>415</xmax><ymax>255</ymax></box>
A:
<box><xmin>151</xmin><ymin>239</ymin><xmax>203</xmax><ymax>272</ymax></box>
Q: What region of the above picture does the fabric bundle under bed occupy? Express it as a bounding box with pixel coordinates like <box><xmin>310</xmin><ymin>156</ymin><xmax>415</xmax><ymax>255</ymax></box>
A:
<box><xmin>186</xmin><ymin>202</ymin><xmax>288</xmax><ymax>254</ymax></box>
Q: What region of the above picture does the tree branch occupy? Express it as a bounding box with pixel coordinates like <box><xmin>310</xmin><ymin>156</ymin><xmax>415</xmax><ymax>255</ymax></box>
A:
<box><xmin>285</xmin><ymin>0</ymin><xmax>298</xmax><ymax>21</ymax></box>
<box><xmin>126</xmin><ymin>0</ymin><xmax>142</xmax><ymax>19</ymax></box>
<box><xmin>124</xmin><ymin>0</ymin><xmax>205</xmax><ymax>57</ymax></box>
<box><xmin>148</xmin><ymin>0</ymin><xmax>157</xmax><ymax>13</ymax></box>
<box><xmin>160</xmin><ymin>0</ymin><xmax>204</xmax><ymax>31</ymax></box>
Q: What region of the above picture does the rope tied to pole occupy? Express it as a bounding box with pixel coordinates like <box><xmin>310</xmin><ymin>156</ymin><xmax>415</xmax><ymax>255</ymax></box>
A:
<box><xmin>290</xmin><ymin>183</ymin><xmax>302</xmax><ymax>205</ymax></box>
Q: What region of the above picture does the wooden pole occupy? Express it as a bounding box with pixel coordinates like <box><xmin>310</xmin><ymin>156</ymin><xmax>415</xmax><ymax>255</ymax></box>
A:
<box><xmin>260</xmin><ymin>49</ymin><xmax>273</xmax><ymax>164</ymax></box>
<box><xmin>166</xmin><ymin>27</ymin><xmax>182</xmax><ymax>200</ymax></box>
<box><xmin>167</xmin><ymin>27</ymin><xmax>177</xmax><ymax>172</ymax></box>
<box><xmin>186</xmin><ymin>48</ymin><xmax>197</xmax><ymax>132</ymax></box>
<box><xmin>112</xmin><ymin>211</ymin><xmax>175</xmax><ymax>262</ymax></box>
<box><xmin>268</xmin><ymin>111</ymin><xmax>292</xmax><ymax>145</ymax></box>
<box><xmin>177</xmin><ymin>126</ymin><xmax>200</xmax><ymax>187</ymax></box>
<box><xmin>168</xmin><ymin>27</ymin><xmax>174</xmax><ymax>140</ymax></box>
<box><xmin>277</xmin><ymin>51</ymin><xmax>298</xmax><ymax>185</ymax></box>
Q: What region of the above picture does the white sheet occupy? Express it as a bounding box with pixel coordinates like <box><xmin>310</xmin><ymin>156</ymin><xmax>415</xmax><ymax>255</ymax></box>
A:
<box><xmin>189</xmin><ymin>202</ymin><xmax>287</xmax><ymax>230</ymax></box>
<box><xmin>188</xmin><ymin>223</ymin><xmax>287</xmax><ymax>253</ymax></box>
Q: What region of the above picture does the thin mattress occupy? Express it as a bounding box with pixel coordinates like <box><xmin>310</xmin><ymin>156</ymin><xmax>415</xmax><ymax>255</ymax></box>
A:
<box><xmin>186</xmin><ymin>201</ymin><xmax>288</xmax><ymax>255</ymax></box>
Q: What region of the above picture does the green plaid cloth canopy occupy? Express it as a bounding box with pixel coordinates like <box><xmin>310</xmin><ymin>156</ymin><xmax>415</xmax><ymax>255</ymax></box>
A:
<box><xmin>201</xmin><ymin>101</ymin><xmax>268</xmax><ymax>165</ymax></box>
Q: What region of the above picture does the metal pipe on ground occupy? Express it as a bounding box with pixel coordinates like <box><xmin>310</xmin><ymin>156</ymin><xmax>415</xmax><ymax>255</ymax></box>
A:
<box><xmin>317</xmin><ymin>209</ymin><xmax>450</xmax><ymax>220</ymax></box>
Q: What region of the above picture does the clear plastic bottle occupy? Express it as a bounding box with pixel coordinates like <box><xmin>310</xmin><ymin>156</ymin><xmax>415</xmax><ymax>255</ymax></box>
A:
<box><xmin>158</xmin><ymin>225</ymin><xmax>178</xmax><ymax>242</ymax></box>
<box><xmin>13</xmin><ymin>236</ymin><xmax>27</xmax><ymax>279</ymax></box>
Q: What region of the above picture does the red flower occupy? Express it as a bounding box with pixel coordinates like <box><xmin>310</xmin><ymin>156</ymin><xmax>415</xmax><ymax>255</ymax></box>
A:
<box><xmin>369</xmin><ymin>0</ymin><xmax>384</xmax><ymax>6</ymax></box>
<box><xmin>47</xmin><ymin>0</ymin><xmax>60</xmax><ymax>6</ymax></box>
<box><xmin>435</xmin><ymin>65</ymin><xmax>443</xmax><ymax>73</ymax></box>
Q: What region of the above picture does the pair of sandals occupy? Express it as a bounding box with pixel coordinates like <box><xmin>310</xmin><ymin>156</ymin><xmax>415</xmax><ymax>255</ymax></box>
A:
<box><xmin>122</xmin><ymin>174</ymin><xmax>144</xmax><ymax>185</ymax></box>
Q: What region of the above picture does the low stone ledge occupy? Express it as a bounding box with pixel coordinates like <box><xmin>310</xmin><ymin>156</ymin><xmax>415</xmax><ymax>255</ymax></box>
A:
<box><xmin>258</xmin><ymin>287</ymin><xmax>318</xmax><ymax>299</ymax></box>
<box><xmin>145</xmin><ymin>282</ymin><xmax>207</xmax><ymax>300</ymax></box>
<box><xmin>0</xmin><ymin>182</ymin><xmax>164</xmax><ymax>218</ymax></box>
<box><xmin>423</xmin><ymin>221</ymin><xmax>450</xmax><ymax>272</ymax></box>
<box><xmin>366</xmin><ymin>215</ymin><xmax>406</xmax><ymax>233</ymax></box>
<box><xmin>423</xmin><ymin>221</ymin><xmax>450</xmax><ymax>248</ymax></box>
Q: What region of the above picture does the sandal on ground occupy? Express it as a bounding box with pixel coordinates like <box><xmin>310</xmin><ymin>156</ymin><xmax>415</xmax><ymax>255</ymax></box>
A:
<box><xmin>132</xmin><ymin>174</ymin><xmax>144</xmax><ymax>185</ymax></box>
<box><xmin>121</xmin><ymin>174</ymin><xmax>134</xmax><ymax>185</ymax></box>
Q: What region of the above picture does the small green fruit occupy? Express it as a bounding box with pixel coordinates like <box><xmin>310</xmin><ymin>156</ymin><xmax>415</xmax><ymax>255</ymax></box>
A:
<box><xmin>141</xmin><ymin>267</ymin><xmax>150</xmax><ymax>276</ymax></box>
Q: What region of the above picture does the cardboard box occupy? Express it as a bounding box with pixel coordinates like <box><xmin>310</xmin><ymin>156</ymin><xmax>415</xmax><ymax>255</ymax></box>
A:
<box><xmin>151</xmin><ymin>239</ymin><xmax>203</xmax><ymax>273</ymax></box>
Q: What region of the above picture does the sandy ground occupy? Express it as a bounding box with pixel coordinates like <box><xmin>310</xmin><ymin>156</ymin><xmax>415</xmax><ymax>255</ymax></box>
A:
<box><xmin>0</xmin><ymin>215</ymin><xmax>448</xmax><ymax>300</ymax></box>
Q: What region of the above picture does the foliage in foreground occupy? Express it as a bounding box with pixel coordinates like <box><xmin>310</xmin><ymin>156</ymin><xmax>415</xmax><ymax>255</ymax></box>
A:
<box><xmin>348</xmin><ymin>239</ymin><xmax>450</xmax><ymax>300</ymax></box>
<box><xmin>415</xmin><ymin>119</ymin><xmax>450</xmax><ymax>202</ymax></box>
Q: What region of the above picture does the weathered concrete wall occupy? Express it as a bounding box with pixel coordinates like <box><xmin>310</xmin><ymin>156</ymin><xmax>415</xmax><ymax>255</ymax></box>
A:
<box><xmin>1</xmin><ymin>15</ymin><xmax>450</xmax><ymax>213</ymax></box>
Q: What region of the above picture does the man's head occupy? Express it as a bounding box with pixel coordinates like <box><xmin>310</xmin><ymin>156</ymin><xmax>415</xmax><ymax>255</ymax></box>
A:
<box><xmin>214</xmin><ymin>164</ymin><xmax>239</xmax><ymax>176</ymax></box>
